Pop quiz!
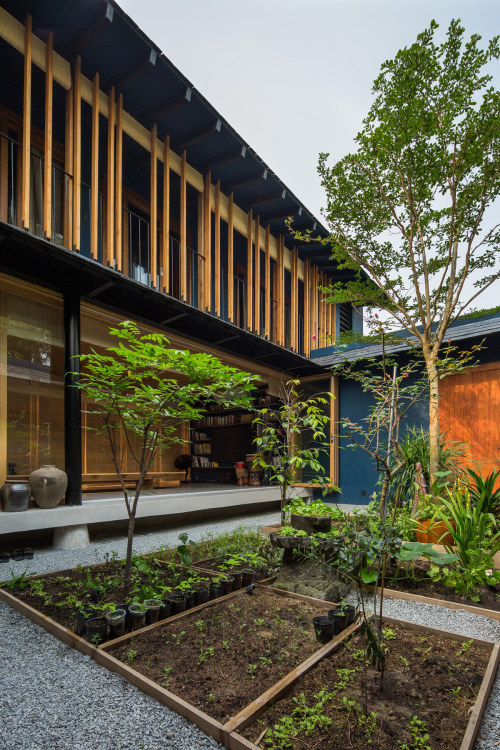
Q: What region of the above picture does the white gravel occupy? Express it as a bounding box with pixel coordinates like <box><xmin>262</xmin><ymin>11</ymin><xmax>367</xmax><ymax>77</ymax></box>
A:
<box><xmin>1</xmin><ymin>509</ymin><xmax>499</xmax><ymax>749</ymax></box>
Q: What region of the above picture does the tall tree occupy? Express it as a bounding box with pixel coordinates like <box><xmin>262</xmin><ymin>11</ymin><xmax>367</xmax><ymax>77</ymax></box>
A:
<box><xmin>316</xmin><ymin>20</ymin><xmax>500</xmax><ymax>482</ymax></box>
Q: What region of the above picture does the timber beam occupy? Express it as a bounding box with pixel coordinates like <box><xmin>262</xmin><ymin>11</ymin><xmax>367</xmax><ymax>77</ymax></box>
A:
<box><xmin>246</xmin><ymin>189</ymin><xmax>286</xmax><ymax>208</ymax></box>
<box><xmin>60</xmin><ymin>2</ymin><xmax>114</xmax><ymax>58</ymax></box>
<box><xmin>197</xmin><ymin>145</ymin><xmax>246</xmax><ymax>172</ymax></box>
<box><xmin>173</xmin><ymin>118</ymin><xmax>222</xmax><ymax>150</ymax></box>
<box><xmin>145</xmin><ymin>87</ymin><xmax>192</xmax><ymax>122</ymax></box>
<box><xmin>226</xmin><ymin>169</ymin><xmax>267</xmax><ymax>192</ymax></box>
<box><xmin>112</xmin><ymin>48</ymin><xmax>156</xmax><ymax>90</ymax></box>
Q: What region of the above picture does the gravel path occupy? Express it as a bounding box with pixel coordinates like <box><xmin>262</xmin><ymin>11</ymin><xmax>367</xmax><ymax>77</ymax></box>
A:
<box><xmin>1</xmin><ymin>509</ymin><xmax>499</xmax><ymax>749</ymax></box>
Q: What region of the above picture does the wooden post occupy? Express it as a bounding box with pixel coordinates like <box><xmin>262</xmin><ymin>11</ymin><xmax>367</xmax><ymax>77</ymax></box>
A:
<box><xmin>0</xmin><ymin>116</ymin><xmax>7</xmax><ymax>223</ymax></box>
<box><xmin>180</xmin><ymin>150</ymin><xmax>187</xmax><ymax>300</ymax></box>
<box><xmin>254</xmin><ymin>215</ymin><xmax>260</xmax><ymax>334</ymax></box>
<box><xmin>0</xmin><ymin>291</ymin><xmax>6</xmax><ymax>487</ymax></box>
<box><xmin>162</xmin><ymin>135</ymin><xmax>170</xmax><ymax>293</ymax></box>
<box><xmin>214</xmin><ymin>180</ymin><xmax>220</xmax><ymax>315</ymax></box>
<box><xmin>150</xmin><ymin>123</ymin><xmax>157</xmax><ymax>287</ymax></box>
<box><xmin>90</xmin><ymin>73</ymin><xmax>99</xmax><ymax>260</ymax></box>
<box><xmin>246</xmin><ymin>209</ymin><xmax>253</xmax><ymax>330</ymax></box>
<box><xmin>106</xmin><ymin>87</ymin><xmax>115</xmax><ymax>266</ymax></box>
<box><xmin>72</xmin><ymin>55</ymin><xmax>81</xmax><ymax>251</ymax></box>
<box><xmin>331</xmin><ymin>302</ymin><xmax>336</xmax><ymax>344</ymax></box>
<box><xmin>264</xmin><ymin>225</ymin><xmax>270</xmax><ymax>339</ymax></box>
<box><xmin>228</xmin><ymin>192</ymin><xmax>234</xmax><ymax>322</ymax></box>
<box><xmin>114</xmin><ymin>93</ymin><xmax>123</xmax><ymax>270</ymax></box>
<box><xmin>21</xmin><ymin>14</ymin><xmax>32</xmax><ymax>230</ymax></box>
<box><xmin>64</xmin><ymin>86</ymin><xmax>73</xmax><ymax>249</ymax></box>
<box><xmin>278</xmin><ymin>236</ymin><xmax>285</xmax><ymax>345</ymax></box>
<box><xmin>204</xmin><ymin>171</ymin><xmax>211</xmax><ymax>311</ymax></box>
<box><xmin>291</xmin><ymin>247</ymin><xmax>298</xmax><ymax>351</ymax></box>
<box><xmin>43</xmin><ymin>32</ymin><xmax>53</xmax><ymax>239</ymax></box>
<box><xmin>197</xmin><ymin>192</ymin><xmax>204</xmax><ymax>309</ymax></box>
<box><xmin>304</xmin><ymin>260</ymin><xmax>310</xmax><ymax>357</ymax></box>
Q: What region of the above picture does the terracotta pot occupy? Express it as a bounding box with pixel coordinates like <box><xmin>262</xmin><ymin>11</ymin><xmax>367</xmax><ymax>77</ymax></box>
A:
<box><xmin>415</xmin><ymin>518</ymin><xmax>455</xmax><ymax>546</ymax></box>
<box><xmin>1</xmin><ymin>480</ymin><xmax>30</xmax><ymax>512</ymax></box>
<box><xmin>29</xmin><ymin>465</ymin><xmax>68</xmax><ymax>509</ymax></box>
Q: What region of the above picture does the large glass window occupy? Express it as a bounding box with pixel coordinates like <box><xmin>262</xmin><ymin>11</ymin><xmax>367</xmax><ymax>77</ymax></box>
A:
<box><xmin>0</xmin><ymin>276</ymin><xmax>64</xmax><ymax>484</ymax></box>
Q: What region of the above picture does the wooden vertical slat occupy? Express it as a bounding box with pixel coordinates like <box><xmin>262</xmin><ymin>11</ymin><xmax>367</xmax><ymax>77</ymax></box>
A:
<box><xmin>162</xmin><ymin>135</ymin><xmax>170</xmax><ymax>293</ymax></box>
<box><xmin>114</xmin><ymin>93</ymin><xmax>123</xmax><ymax>270</ymax></box>
<box><xmin>43</xmin><ymin>32</ymin><xmax>53</xmax><ymax>239</ymax></box>
<box><xmin>291</xmin><ymin>247</ymin><xmax>298</xmax><ymax>351</ymax></box>
<box><xmin>180</xmin><ymin>150</ymin><xmax>187</xmax><ymax>300</ymax></box>
<box><xmin>72</xmin><ymin>55</ymin><xmax>81</xmax><ymax>251</ymax></box>
<box><xmin>314</xmin><ymin>266</ymin><xmax>319</xmax><ymax>349</ymax></box>
<box><xmin>264</xmin><ymin>225</ymin><xmax>270</xmax><ymax>340</ymax></box>
<box><xmin>204</xmin><ymin>171</ymin><xmax>211</xmax><ymax>311</ymax></box>
<box><xmin>246</xmin><ymin>209</ymin><xmax>253</xmax><ymax>331</ymax></box>
<box><xmin>64</xmin><ymin>86</ymin><xmax>73</xmax><ymax>249</ymax></box>
<box><xmin>254</xmin><ymin>215</ymin><xmax>260</xmax><ymax>334</ymax></box>
<box><xmin>214</xmin><ymin>180</ymin><xmax>220</xmax><ymax>315</ymax></box>
<box><xmin>0</xmin><ymin>116</ymin><xmax>7</xmax><ymax>222</ymax></box>
<box><xmin>150</xmin><ymin>123</ymin><xmax>157</xmax><ymax>287</ymax></box>
<box><xmin>106</xmin><ymin>87</ymin><xmax>115</xmax><ymax>266</ymax></box>
<box><xmin>279</xmin><ymin>236</ymin><xmax>285</xmax><ymax>345</ymax></box>
<box><xmin>304</xmin><ymin>260</ymin><xmax>310</xmax><ymax>357</ymax></box>
<box><xmin>228</xmin><ymin>192</ymin><xmax>234</xmax><ymax>322</ymax></box>
<box><xmin>21</xmin><ymin>14</ymin><xmax>32</xmax><ymax>230</ymax></box>
<box><xmin>197</xmin><ymin>192</ymin><xmax>204</xmax><ymax>309</ymax></box>
<box><xmin>90</xmin><ymin>73</ymin><xmax>99</xmax><ymax>260</ymax></box>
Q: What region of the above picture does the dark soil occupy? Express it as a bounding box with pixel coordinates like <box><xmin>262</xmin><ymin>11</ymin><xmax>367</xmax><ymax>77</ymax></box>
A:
<box><xmin>384</xmin><ymin>559</ymin><xmax>500</xmax><ymax>612</ymax></box>
<box><xmin>241</xmin><ymin>622</ymin><xmax>490</xmax><ymax>749</ymax></box>
<box><xmin>1</xmin><ymin>559</ymin><xmax>218</xmax><ymax>631</ymax></box>
<box><xmin>112</xmin><ymin>587</ymin><xmax>329</xmax><ymax>722</ymax></box>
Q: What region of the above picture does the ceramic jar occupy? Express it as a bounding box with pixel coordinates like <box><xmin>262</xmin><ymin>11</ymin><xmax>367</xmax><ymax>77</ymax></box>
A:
<box><xmin>29</xmin><ymin>465</ymin><xmax>68</xmax><ymax>509</ymax></box>
<box><xmin>0</xmin><ymin>480</ymin><xmax>30</xmax><ymax>512</ymax></box>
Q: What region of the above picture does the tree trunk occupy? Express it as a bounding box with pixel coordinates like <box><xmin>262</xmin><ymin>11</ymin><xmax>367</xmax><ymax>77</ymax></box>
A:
<box><xmin>427</xmin><ymin>357</ymin><xmax>440</xmax><ymax>488</ymax></box>
<box><xmin>123</xmin><ymin>510</ymin><xmax>136</xmax><ymax>594</ymax></box>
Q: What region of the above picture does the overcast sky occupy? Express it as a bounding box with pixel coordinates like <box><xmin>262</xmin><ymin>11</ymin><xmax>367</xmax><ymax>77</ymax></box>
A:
<box><xmin>119</xmin><ymin>0</ymin><xmax>500</xmax><ymax>310</ymax></box>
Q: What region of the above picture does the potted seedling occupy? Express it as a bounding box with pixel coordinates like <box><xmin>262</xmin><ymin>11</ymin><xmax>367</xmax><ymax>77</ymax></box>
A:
<box><xmin>85</xmin><ymin>615</ymin><xmax>108</xmax><ymax>645</ymax></box>
<box><xmin>103</xmin><ymin>604</ymin><xmax>127</xmax><ymax>638</ymax></box>
<box><xmin>209</xmin><ymin>575</ymin><xmax>226</xmax><ymax>600</ymax></box>
<box><xmin>128</xmin><ymin>601</ymin><xmax>148</xmax><ymax>630</ymax></box>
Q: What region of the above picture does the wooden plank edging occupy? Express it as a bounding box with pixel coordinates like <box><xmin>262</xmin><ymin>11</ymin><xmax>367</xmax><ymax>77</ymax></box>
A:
<box><xmin>363</xmin><ymin>584</ymin><xmax>500</xmax><ymax>622</ymax></box>
<box><xmin>460</xmin><ymin>643</ymin><xmax>500</xmax><ymax>750</ymax></box>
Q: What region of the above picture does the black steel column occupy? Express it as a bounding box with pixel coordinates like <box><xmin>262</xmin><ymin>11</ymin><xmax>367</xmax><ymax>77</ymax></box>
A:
<box><xmin>64</xmin><ymin>293</ymin><xmax>82</xmax><ymax>505</ymax></box>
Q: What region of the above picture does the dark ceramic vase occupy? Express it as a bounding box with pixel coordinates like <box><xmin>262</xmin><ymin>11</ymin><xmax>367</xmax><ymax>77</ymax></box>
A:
<box><xmin>29</xmin><ymin>465</ymin><xmax>68</xmax><ymax>509</ymax></box>
<box><xmin>0</xmin><ymin>480</ymin><xmax>30</xmax><ymax>512</ymax></box>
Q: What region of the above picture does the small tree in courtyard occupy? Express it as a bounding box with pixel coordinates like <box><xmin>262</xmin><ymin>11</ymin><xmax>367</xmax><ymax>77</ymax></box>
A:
<box><xmin>76</xmin><ymin>321</ymin><xmax>257</xmax><ymax>592</ymax></box>
<box><xmin>306</xmin><ymin>20</ymin><xmax>500</xmax><ymax>483</ymax></box>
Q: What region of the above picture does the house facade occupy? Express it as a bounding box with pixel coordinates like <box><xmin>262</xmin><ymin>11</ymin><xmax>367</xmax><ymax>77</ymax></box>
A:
<box><xmin>0</xmin><ymin>0</ymin><xmax>362</xmax><ymax>512</ymax></box>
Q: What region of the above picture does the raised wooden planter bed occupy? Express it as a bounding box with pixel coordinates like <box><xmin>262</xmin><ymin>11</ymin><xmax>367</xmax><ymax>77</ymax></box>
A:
<box><xmin>1</xmin><ymin>574</ymin><xmax>498</xmax><ymax>750</ymax></box>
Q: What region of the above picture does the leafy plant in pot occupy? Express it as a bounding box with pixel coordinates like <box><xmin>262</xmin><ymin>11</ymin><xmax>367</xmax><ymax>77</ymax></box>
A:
<box><xmin>103</xmin><ymin>604</ymin><xmax>127</xmax><ymax>638</ymax></box>
<box><xmin>128</xmin><ymin>601</ymin><xmax>148</xmax><ymax>630</ymax></box>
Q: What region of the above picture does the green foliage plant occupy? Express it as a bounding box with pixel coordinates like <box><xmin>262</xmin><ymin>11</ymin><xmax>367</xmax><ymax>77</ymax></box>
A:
<box><xmin>398</xmin><ymin>715</ymin><xmax>431</xmax><ymax>750</ymax></box>
<box><xmin>253</xmin><ymin>379</ymin><xmax>338</xmax><ymax>521</ymax></box>
<box><xmin>306</xmin><ymin>19</ymin><xmax>500</xmax><ymax>483</ymax></box>
<box><xmin>75</xmin><ymin>320</ymin><xmax>257</xmax><ymax>593</ymax></box>
<box><xmin>466</xmin><ymin>467</ymin><xmax>500</xmax><ymax>516</ymax></box>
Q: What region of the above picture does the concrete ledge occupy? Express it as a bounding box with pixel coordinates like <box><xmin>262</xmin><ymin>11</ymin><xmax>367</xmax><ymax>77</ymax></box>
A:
<box><xmin>0</xmin><ymin>486</ymin><xmax>281</xmax><ymax>535</ymax></box>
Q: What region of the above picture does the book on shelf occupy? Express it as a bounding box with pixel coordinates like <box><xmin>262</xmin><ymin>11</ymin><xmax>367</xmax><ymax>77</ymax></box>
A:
<box><xmin>194</xmin><ymin>413</ymin><xmax>239</xmax><ymax>427</ymax></box>
<box><xmin>191</xmin><ymin>431</ymin><xmax>210</xmax><ymax>441</ymax></box>
<box><xmin>193</xmin><ymin>443</ymin><xmax>211</xmax><ymax>455</ymax></box>
<box><xmin>192</xmin><ymin>456</ymin><xmax>219</xmax><ymax>468</ymax></box>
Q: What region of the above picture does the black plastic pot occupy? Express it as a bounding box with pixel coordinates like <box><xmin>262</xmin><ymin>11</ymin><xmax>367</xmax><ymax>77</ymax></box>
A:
<box><xmin>144</xmin><ymin>599</ymin><xmax>162</xmax><ymax>625</ymax></box>
<box><xmin>185</xmin><ymin>592</ymin><xmax>196</xmax><ymax>610</ymax></box>
<box><xmin>105</xmin><ymin>609</ymin><xmax>126</xmax><ymax>638</ymax></box>
<box><xmin>328</xmin><ymin>608</ymin><xmax>348</xmax><ymax>635</ymax></box>
<box><xmin>221</xmin><ymin>576</ymin><xmax>234</xmax><ymax>594</ymax></box>
<box><xmin>312</xmin><ymin>615</ymin><xmax>335</xmax><ymax>644</ymax></box>
<box><xmin>339</xmin><ymin>604</ymin><xmax>356</xmax><ymax>626</ymax></box>
<box><xmin>209</xmin><ymin>582</ymin><xmax>225</xmax><ymax>600</ymax></box>
<box><xmin>115</xmin><ymin>603</ymin><xmax>131</xmax><ymax>630</ymax></box>
<box><xmin>159</xmin><ymin>600</ymin><xmax>172</xmax><ymax>619</ymax></box>
<box><xmin>231</xmin><ymin>571</ymin><xmax>243</xmax><ymax>589</ymax></box>
<box><xmin>128</xmin><ymin>604</ymin><xmax>147</xmax><ymax>630</ymax></box>
<box><xmin>170</xmin><ymin>595</ymin><xmax>187</xmax><ymax>614</ymax></box>
<box><xmin>194</xmin><ymin>588</ymin><xmax>209</xmax><ymax>606</ymax></box>
<box><xmin>75</xmin><ymin>609</ymin><xmax>94</xmax><ymax>636</ymax></box>
<box><xmin>86</xmin><ymin>616</ymin><xmax>108</xmax><ymax>645</ymax></box>
<box><xmin>242</xmin><ymin>571</ymin><xmax>255</xmax><ymax>587</ymax></box>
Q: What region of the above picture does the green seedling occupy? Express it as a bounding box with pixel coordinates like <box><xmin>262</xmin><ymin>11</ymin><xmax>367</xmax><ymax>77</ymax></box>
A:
<box><xmin>198</xmin><ymin>646</ymin><xmax>215</xmax><ymax>665</ymax></box>
<box><xmin>126</xmin><ymin>648</ymin><xmax>138</xmax><ymax>663</ymax></box>
<box><xmin>457</xmin><ymin>639</ymin><xmax>473</xmax><ymax>656</ymax></box>
<box><xmin>247</xmin><ymin>663</ymin><xmax>258</xmax><ymax>678</ymax></box>
<box><xmin>161</xmin><ymin>667</ymin><xmax>172</xmax><ymax>687</ymax></box>
<box><xmin>382</xmin><ymin>627</ymin><xmax>396</xmax><ymax>640</ymax></box>
<box><xmin>171</xmin><ymin>631</ymin><xmax>186</xmax><ymax>645</ymax></box>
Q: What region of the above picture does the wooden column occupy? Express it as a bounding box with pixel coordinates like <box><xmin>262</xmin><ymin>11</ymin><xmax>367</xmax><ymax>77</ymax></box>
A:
<box><xmin>330</xmin><ymin>302</ymin><xmax>336</xmax><ymax>344</ymax></box>
<box><xmin>0</xmin><ymin>116</ymin><xmax>7</xmax><ymax>222</ymax></box>
<box><xmin>90</xmin><ymin>73</ymin><xmax>99</xmax><ymax>260</ymax></box>
<box><xmin>150</xmin><ymin>123</ymin><xmax>157</xmax><ymax>287</ymax></box>
<box><xmin>291</xmin><ymin>247</ymin><xmax>298</xmax><ymax>351</ymax></box>
<box><xmin>43</xmin><ymin>32</ymin><xmax>53</xmax><ymax>239</ymax></box>
<box><xmin>313</xmin><ymin>266</ymin><xmax>319</xmax><ymax>349</ymax></box>
<box><xmin>214</xmin><ymin>180</ymin><xmax>220</xmax><ymax>315</ymax></box>
<box><xmin>114</xmin><ymin>93</ymin><xmax>123</xmax><ymax>270</ymax></box>
<box><xmin>279</xmin><ymin>236</ymin><xmax>285</xmax><ymax>345</ymax></box>
<box><xmin>21</xmin><ymin>14</ymin><xmax>32</xmax><ymax>230</ymax></box>
<box><xmin>254</xmin><ymin>215</ymin><xmax>260</xmax><ymax>334</ymax></box>
<box><xmin>180</xmin><ymin>150</ymin><xmax>187</xmax><ymax>300</ymax></box>
<box><xmin>264</xmin><ymin>225</ymin><xmax>270</xmax><ymax>339</ymax></box>
<box><xmin>0</xmin><ymin>292</ymin><xmax>6</xmax><ymax>487</ymax></box>
<box><xmin>203</xmin><ymin>171</ymin><xmax>211</xmax><ymax>311</ymax></box>
<box><xmin>304</xmin><ymin>260</ymin><xmax>311</xmax><ymax>357</ymax></box>
<box><xmin>228</xmin><ymin>192</ymin><xmax>234</xmax><ymax>322</ymax></box>
<box><xmin>197</xmin><ymin>192</ymin><xmax>204</xmax><ymax>309</ymax></box>
<box><xmin>72</xmin><ymin>56</ymin><xmax>81</xmax><ymax>251</ymax></box>
<box><xmin>106</xmin><ymin>87</ymin><xmax>115</xmax><ymax>266</ymax></box>
<box><xmin>162</xmin><ymin>135</ymin><xmax>170</xmax><ymax>293</ymax></box>
<box><xmin>246</xmin><ymin>209</ymin><xmax>253</xmax><ymax>330</ymax></box>
<box><xmin>64</xmin><ymin>87</ymin><xmax>73</xmax><ymax>249</ymax></box>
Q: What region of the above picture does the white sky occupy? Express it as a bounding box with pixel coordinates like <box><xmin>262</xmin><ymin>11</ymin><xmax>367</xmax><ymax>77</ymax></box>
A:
<box><xmin>119</xmin><ymin>0</ymin><xmax>500</xmax><ymax>310</ymax></box>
